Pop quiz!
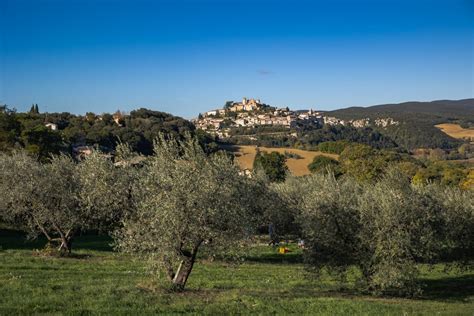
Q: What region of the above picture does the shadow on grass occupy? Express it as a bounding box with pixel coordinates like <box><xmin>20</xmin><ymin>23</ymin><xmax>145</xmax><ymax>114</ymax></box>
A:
<box><xmin>421</xmin><ymin>275</ymin><xmax>474</xmax><ymax>302</ymax></box>
<box><xmin>0</xmin><ymin>229</ymin><xmax>113</xmax><ymax>252</ymax></box>
<box><xmin>239</xmin><ymin>275</ymin><xmax>474</xmax><ymax>303</ymax></box>
<box><xmin>243</xmin><ymin>252</ymin><xmax>303</xmax><ymax>264</ymax></box>
<box><xmin>289</xmin><ymin>275</ymin><xmax>474</xmax><ymax>302</ymax></box>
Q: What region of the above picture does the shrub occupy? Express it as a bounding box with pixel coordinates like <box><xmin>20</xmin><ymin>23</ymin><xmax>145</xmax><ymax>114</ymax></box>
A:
<box><xmin>308</xmin><ymin>155</ymin><xmax>340</xmax><ymax>175</ymax></box>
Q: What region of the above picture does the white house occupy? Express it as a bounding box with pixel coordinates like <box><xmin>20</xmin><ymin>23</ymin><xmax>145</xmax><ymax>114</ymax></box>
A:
<box><xmin>45</xmin><ymin>123</ymin><xmax>58</xmax><ymax>131</ymax></box>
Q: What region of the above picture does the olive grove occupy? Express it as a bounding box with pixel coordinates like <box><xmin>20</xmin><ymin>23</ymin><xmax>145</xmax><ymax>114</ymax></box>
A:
<box><xmin>0</xmin><ymin>136</ymin><xmax>472</xmax><ymax>296</ymax></box>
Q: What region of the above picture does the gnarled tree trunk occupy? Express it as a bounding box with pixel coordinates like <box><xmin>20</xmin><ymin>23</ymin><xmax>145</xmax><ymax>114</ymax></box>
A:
<box><xmin>171</xmin><ymin>240</ymin><xmax>202</xmax><ymax>291</ymax></box>
<box><xmin>53</xmin><ymin>224</ymin><xmax>74</xmax><ymax>254</ymax></box>
<box><xmin>58</xmin><ymin>234</ymin><xmax>73</xmax><ymax>254</ymax></box>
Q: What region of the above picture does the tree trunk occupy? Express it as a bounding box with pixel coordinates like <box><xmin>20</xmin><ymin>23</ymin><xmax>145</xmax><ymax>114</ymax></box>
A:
<box><xmin>57</xmin><ymin>229</ymin><xmax>74</xmax><ymax>254</ymax></box>
<box><xmin>58</xmin><ymin>236</ymin><xmax>73</xmax><ymax>254</ymax></box>
<box><xmin>171</xmin><ymin>241</ymin><xmax>202</xmax><ymax>291</ymax></box>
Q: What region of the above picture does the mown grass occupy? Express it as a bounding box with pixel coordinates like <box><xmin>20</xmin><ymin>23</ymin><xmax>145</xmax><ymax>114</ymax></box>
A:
<box><xmin>0</xmin><ymin>230</ymin><xmax>473</xmax><ymax>315</ymax></box>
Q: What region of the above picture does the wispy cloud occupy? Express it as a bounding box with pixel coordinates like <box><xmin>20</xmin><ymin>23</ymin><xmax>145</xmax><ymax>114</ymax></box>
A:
<box><xmin>257</xmin><ymin>69</ymin><xmax>274</xmax><ymax>76</ymax></box>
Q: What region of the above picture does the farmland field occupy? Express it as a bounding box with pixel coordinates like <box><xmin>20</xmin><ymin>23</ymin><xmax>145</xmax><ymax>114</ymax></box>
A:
<box><xmin>0</xmin><ymin>230</ymin><xmax>473</xmax><ymax>315</ymax></box>
<box><xmin>435</xmin><ymin>124</ymin><xmax>474</xmax><ymax>142</ymax></box>
<box><xmin>226</xmin><ymin>145</ymin><xmax>339</xmax><ymax>176</ymax></box>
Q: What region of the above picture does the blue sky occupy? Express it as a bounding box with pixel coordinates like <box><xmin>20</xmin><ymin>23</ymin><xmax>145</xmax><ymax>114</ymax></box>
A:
<box><xmin>1</xmin><ymin>0</ymin><xmax>473</xmax><ymax>118</ymax></box>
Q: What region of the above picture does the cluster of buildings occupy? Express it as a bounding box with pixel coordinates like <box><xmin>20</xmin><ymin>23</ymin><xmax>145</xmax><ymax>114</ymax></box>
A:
<box><xmin>374</xmin><ymin>117</ymin><xmax>399</xmax><ymax>127</ymax></box>
<box><xmin>323</xmin><ymin>116</ymin><xmax>399</xmax><ymax>128</ymax></box>
<box><xmin>202</xmin><ymin>97</ymin><xmax>265</xmax><ymax>117</ymax></box>
<box><xmin>194</xmin><ymin>98</ymin><xmax>324</xmax><ymax>136</ymax></box>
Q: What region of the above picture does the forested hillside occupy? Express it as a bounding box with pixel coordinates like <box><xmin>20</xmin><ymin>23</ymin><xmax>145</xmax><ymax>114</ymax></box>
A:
<box><xmin>327</xmin><ymin>99</ymin><xmax>474</xmax><ymax>150</ymax></box>
<box><xmin>0</xmin><ymin>105</ymin><xmax>196</xmax><ymax>160</ymax></box>
<box><xmin>328</xmin><ymin>99</ymin><xmax>474</xmax><ymax>120</ymax></box>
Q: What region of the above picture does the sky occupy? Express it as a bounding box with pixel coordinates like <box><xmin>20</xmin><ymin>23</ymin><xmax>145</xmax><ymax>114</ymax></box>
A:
<box><xmin>1</xmin><ymin>0</ymin><xmax>473</xmax><ymax>118</ymax></box>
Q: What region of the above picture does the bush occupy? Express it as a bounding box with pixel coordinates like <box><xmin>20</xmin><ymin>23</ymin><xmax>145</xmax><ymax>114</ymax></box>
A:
<box><xmin>308</xmin><ymin>156</ymin><xmax>340</xmax><ymax>174</ymax></box>
<box><xmin>284</xmin><ymin>151</ymin><xmax>302</xmax><ymax>159</ymax></box>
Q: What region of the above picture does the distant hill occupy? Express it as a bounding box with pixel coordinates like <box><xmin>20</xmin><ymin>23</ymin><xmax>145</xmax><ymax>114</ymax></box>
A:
<box><xmin>326</xmin><ymin>99</ymin><xmax>474</xmax><ymax>150</ymax></box>
<box><xmin>328</xmin><ymin>99</ymin><xmax>474</xmax><ymax>120</ymax></box>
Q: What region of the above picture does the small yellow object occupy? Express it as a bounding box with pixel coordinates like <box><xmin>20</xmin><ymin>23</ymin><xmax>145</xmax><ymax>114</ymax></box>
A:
<box><xmin>278</xmin><ymin>247</ymin><xmax>290</xmax><ymax>254</ymax></box>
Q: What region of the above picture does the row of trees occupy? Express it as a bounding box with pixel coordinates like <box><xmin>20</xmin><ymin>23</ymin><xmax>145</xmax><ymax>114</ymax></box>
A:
<box><xmin>1</xmin><ymin>136</ymin><xmax>472</xmax><ymax>294</ymax></box>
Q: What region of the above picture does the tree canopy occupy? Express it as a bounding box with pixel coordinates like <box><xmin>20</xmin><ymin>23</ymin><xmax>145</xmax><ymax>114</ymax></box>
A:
<box><xmin>253</xmin><ymin>150</ymin><xmax>288</xmax><ymax>182</ymax></box>
<box><xmin>114</xmin><ymin>135</ymin><xmax>264</xmax><ymax>290</ymax></box>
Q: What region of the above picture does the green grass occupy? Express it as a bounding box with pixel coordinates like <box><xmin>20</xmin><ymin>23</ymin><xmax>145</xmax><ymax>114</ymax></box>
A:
<box><xmin>0</xmin><ymin>230</ymin><xmax>473</xmax><ymax>315</ymax></box>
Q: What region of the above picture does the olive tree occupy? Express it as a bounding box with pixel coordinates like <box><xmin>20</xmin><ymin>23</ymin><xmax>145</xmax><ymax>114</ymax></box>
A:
<box><xmin>356</xmin><ymin>170</ymin><xmax>447</xmax><ymax>295</ymax></box>
<box><xmin>276</xmin><ymin>168</ymin><xmax>472</xmax><ymax>296</ymax></box>
<box><xmin>77</xmin><ymin>145</ymin><xmax>140</xmax><ymax>232</ymax></box>
<box><xmin>0</xmin><ymin>151</ymin><xmax>81</xmax><ymax>253</ymax></box>
<box><xmin>114</xmin><ymin>135</ymin><xmax>262</xmax><ymax>291</ymax></box>
<box><xmin>275</xmin><ymin>173</ymin><xmax>363</xmax><ymax>271</ymax></box>
<box><xmin>416</xmin><ymin>184</ymin><xmax>474</xmax><ymax>264</ymax></box>
<box><xmin>268</xmin><ymin>175</ymin><xmax>316</xmax><ymax>239</ymax></box>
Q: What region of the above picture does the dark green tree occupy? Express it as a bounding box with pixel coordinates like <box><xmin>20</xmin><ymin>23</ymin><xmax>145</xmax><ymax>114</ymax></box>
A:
<box><xmin>308</xmin><ymin>155</ymin><xmax>341</xmax><ymax>175</ymax></box>
<box><xmin>253</xmin><ymin>150</ymin><xmax>288</xmax><ymax>182</ymax></box>
<box><xmin>0</xmin><ymin>106</ymin><xmax>21</xmax><ymax>152</ymax></box>
<box><xmin>20</xmin><ymin>125</ymin><xmax>62</xmax><ymax>161</ymax></box>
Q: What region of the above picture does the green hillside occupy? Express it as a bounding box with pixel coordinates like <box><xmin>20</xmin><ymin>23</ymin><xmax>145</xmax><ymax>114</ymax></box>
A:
<box><xmin>327</xmin><ymin>99</ymin><xmax>474</xmax><ymax>150</ymax></box>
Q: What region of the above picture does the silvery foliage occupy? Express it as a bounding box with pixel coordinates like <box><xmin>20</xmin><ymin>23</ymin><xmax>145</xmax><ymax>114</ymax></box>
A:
<box><xmin>415</xmin><ymin>183</ymin><xmax>474</xmax><ymax>265</ymax></box>
<box><xmin>357</xmin><ymin>169</ymin><xmax>442</xmax><ymax>295</ymax></box>
<box><xmin>359</xmin><ymin>170</ymin><xmax>473</xmax><ymax>295</ymax></box>
<box><xmin>0</xmin><ymin>151</ymin><xmax>81</xmax><ymax>251</ymax></box>
<box><xmin>274</xmin><ymin>173</ymin><xmax>362</xmax><ymax>270</ymax></box>
<box><xmin>0</xmin><ymin>147</ymin><xmax>139</xmax><ymax>252</ymax></box>
<box><xmin>114</xmin><ymin>135</ymin><xmax>262</xmax><ymax>287</ymax></box>
<box><xmin>275</xmin><ymin>168</ymin><xmax>473</xmax><ymax>296</ymax></box>
<box><xmin>77</xmin><ymin>143</ymin><xmax>140</xmax><ymax>232</ymax></box>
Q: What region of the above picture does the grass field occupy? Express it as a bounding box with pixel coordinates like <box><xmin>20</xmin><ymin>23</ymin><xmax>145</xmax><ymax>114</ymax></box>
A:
<box><xmin>226</xmin><ymin>145</ymin><xmax>339</xmax><ymax>176</ymax></box>
<box><xmin>435</xmin><ymin>124</ymin><xmax>474</xmax><ymax>142</ymax></box>
<box><xmin>1</xmin><ymin>230</ymin><xmax>473</xmax><ymax>315</ymax></box>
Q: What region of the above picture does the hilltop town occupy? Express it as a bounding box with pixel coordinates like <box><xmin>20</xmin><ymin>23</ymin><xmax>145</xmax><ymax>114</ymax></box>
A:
<box><xmin>194</xmin><ymin>98</ymin><xmax>324</xmax><ymax>137</ymax></box>
<box><xmin>194</xmin><ymin>97</ymin><xmax>399</xmax><ymax>138</ymax></box>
